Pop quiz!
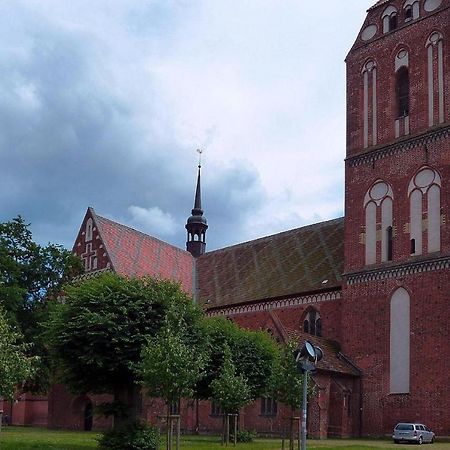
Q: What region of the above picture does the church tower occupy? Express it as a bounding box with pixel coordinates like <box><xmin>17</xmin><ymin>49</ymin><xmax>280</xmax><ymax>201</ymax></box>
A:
<box><xmin>185</xmin><ymin>164</ymin><xmax>208</xmax><ymax>257</ymax></box>
<box><xmin>342</xmin><ymin>0</ymin><xmax>450</xmax><ymax>436</ymax></box>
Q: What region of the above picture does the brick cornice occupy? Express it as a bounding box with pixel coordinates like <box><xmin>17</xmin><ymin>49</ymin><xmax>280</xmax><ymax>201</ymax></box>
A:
<box><xmin>206</xmin><ymin>290</ymin><xmax>341</xmax><ymax>317</ymax></box>
<box><xmin>345</xmin><ymin>255</ymin><xmax>450</xmax><ymax>285</ymax></box>
<box><xmin>346</xmin><ymin>125</ymin><xmax>450</xmax><ymax>167</ymax></box>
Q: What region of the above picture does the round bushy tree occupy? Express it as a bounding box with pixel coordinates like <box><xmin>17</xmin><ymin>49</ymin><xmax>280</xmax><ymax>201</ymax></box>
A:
<box><xmin>45</xmin><ymin>272</ymin><xmax>201</xmax><ymax>426</ymax></box>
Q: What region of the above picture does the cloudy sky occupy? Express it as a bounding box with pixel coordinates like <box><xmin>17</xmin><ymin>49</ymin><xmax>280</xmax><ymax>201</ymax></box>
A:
<box><xmin>0</xmin><ymin>0</ymin><xmax>374</xmax><ymax>251</ymax></box>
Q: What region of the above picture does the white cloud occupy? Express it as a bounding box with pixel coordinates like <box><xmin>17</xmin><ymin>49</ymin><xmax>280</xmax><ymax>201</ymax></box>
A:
<box><xmin>128</xmin><ymin>205</ymin><xmax>178</xmax><ymax>237</ymax></box>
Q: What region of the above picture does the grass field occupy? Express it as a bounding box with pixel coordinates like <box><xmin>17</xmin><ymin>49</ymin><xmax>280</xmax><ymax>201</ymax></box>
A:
<box><xmin>0</xmin><ymin>426</ymin><xmax>449</xmax><ymax>450</ymax></box>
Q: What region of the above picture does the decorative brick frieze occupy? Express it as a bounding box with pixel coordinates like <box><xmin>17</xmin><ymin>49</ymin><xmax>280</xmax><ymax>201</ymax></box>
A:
<box><xmin>346</xmin><ymin>255</ymin><xmax>450</xmax><ymax>285</ymax></box>
<box><xmin>72</xmin><ymin>267</ymin><xmax>113</xmax><ymax>282</ymax></box>
<box><xmin>347</xmin><ymin>125</ymin><xmax>450</xmax><ymax>167</ymax></box>
<box><xmin>206</xmin><ymin>290</ymin><xmax>341</xmax><ymax>316</ymax></box>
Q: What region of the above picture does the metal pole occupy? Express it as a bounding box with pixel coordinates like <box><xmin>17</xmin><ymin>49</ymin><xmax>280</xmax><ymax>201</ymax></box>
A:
<box><xmin>300</xmin><ymin>370</ymin><xmax>308</xmax><ymax>450</ymax></box>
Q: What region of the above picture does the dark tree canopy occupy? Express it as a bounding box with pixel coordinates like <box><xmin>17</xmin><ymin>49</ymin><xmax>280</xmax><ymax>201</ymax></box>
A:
<box><xmin>0</xmin><ymin>216</ymin><xmax>83</xmax><ymax>391</ymax></box>
<box><xmin>44</xmin><ymin>273</ymin><xmax>200</xmax><ymax>395</ymax></box>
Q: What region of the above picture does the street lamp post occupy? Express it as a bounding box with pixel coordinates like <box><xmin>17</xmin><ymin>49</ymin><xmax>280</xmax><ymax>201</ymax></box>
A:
<box><xmin>295</xmin><ymin>340</ymin><xmax>323</xmax><ymax>450</ymax></box>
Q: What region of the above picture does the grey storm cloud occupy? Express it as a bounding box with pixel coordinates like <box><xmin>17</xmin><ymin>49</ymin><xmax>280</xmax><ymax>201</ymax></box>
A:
<box><xmin>0</xmin><ymin>3</ymin><xmax>267</xmax><ymax>251</ymax></box>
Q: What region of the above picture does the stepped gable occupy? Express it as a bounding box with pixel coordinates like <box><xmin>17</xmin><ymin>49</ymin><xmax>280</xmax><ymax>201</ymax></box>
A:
<box><xmin>93</xmin><ymin>210</ymin><xmax>194</xmax><ymax>293</ymax></box>
<box><xmin>197</xmin><ymin>218</ymin><xmax>344</xmax><ymax>308</ymax></box>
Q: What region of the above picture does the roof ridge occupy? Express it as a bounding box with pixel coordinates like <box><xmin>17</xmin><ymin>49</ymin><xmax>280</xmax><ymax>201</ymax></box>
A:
<box><xmin>95</xmin><ymin>213</ymin><xmax>193</xmax><ymax>257</ymax></box>
<box><xmin>201</xmin><ymin>217</ymin><xmax>344</xmax><ymax>256</ymax></box>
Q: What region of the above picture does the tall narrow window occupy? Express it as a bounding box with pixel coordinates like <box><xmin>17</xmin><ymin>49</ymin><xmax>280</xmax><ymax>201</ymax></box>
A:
<box><xmin>408</xmin><ymin>167</ymin><xmax>442</xmax><ymax>255</ymax></box>
<box><xmin>396</xmin><ymin>67</ymin><xmax>409</xmax><ymax>117</ymax></box>
<box><xmin>387</xmin><ymin>226</ymin><xmax>393</xmax><ymax>261</ymax></box>
<box><xmin>405</xmin><ymin>5</ymin><xmax>413</xmax><ymax>20</ymax></box>
<box><xmin>390</xmin><ymin>288</ymin><xmax>410</xmax><ymax>394</ymax></box>
<box><xmin>426</xmin><ymin>32</ymin><xmax>444</xmax><ymax>126</ymax></box>
<box><xmin>364</xmin><ymin>181</ymin><xmax>394</xmax><ymax>265</ymax></box>
<box><xmin>404</xmin><ymin>0</ymin><xmax>420</xmax><ymax>21</ymax></box>
<box><xmin>85</xmin><ymin>218</ymin><xmax>93</xmax><ymax>242</ymax></box>
<box><xmin>362</xmin><ymin>60</ymin><xmax>377</xmax><ymax>148</ymax></box>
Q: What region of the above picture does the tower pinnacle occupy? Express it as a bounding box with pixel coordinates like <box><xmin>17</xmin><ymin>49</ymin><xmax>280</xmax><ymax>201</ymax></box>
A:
<box><xmin>185</xmin><ymin>153</ymin><xmax>208</xmax><ymax>257</ymax></box>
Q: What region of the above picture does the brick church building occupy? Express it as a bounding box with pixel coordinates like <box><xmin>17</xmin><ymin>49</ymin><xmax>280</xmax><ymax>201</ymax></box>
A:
<box><xmin>6</xmin><ymin>0</ymin><xmax>450</xmax><ymax>438</ymax></box>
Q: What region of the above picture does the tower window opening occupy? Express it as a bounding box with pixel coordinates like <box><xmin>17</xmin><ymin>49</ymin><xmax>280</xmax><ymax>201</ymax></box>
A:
<box><xmin>389</xmin><ymin>13</ymin><xmax>398</xmax><ymax>31</ymax></box>
<box><xmin>410</xmin><ymin>238</ymin><xmax>416</xmax><ymax>255</ymax></box>
<box><xmin>387</xmin><ymin>226</ymin><xmax>393</xmax><ymax>261</ymax></box>
<box><xmin>405</xmin><ymin>6</ymin><xmax>413</xmax><ymax>21</ymax></box>
<box><xmin>396</xmin><ymin>67</ymin><xmax>410</xmax><ymax>117</ymax></box>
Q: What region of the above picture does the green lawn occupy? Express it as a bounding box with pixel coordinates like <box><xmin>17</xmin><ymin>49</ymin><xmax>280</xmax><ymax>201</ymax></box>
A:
<box><xmin>0</xmin><ymin>427</ymin><xmax>449</xmax><ymax>450</ymax></box>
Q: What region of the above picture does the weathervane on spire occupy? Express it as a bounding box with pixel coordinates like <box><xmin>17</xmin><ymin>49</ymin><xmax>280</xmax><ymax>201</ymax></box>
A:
<box><xmin>197</xmin><ymin>148</ymin><xmax>203</xmax><ymax>168</ymax></box>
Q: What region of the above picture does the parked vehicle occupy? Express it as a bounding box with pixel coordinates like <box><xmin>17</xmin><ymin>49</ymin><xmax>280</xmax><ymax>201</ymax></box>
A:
<box><xmin>393</xmin><ymin>423</ymin><xmax>435</xmax><ymax>444</ymax></box>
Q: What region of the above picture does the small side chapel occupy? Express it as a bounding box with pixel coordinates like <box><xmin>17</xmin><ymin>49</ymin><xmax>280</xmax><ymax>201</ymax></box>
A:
<box><xmin>6</xmin><ymin>0</ymin><xmax>450</xmax><ymax>438</ymax></box>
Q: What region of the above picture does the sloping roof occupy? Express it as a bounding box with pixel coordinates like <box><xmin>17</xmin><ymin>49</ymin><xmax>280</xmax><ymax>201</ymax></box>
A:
<box><xmin>91</xmin><ymin>209</ymin><xmax>194</xmax><ymax>293</ymax></box>
<box><xmin>197</xmin><ymin>218</ymin><xmax>344</xmax><ymax>308</ymax></box>
<box><xmin>368</xmin><ymin>0</ymin><xmax>389</xmax><ymax>11</ymax></box>
<box><xmin>283</xmin><ymin>327</ymin><xmax>360</xmax><ymax>376</ymax></box>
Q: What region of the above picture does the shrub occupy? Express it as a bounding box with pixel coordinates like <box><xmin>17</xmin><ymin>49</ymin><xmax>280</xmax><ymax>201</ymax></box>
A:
<box><xmin>232</xmin><ymin>429</ymin><xmax>256</xmax><ymax>443</ymax></box>
<box><xmin>98</xmin><ymin>421</ymin><xmax>159</xmax><ymax>450</ymax></box>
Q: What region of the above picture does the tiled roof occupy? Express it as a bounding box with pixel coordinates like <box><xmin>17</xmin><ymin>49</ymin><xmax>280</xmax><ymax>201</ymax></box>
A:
<box><xmin>197</xmin><ymin>218</ymin><xmax>344</xmax><ymax>308</ymax></box>
<box><xmin>92</xmin><ymin>210</ymin><xmax>194</xmax><ymax>293</ymax></box>
<box><xmin>283</xmin><ymin>327</ymin><xmax>360</xmax><ymax>376</ymax></box>
<box><xmin>368</xmin><ymin>0</ymin><xmax>389</xmax><ymax>11</ymax></box>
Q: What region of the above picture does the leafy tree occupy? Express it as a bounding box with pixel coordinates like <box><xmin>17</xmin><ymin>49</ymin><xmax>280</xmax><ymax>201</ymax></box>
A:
<box><xmin>198</xmin><ymin>317</ymin><xmax>278</xmax><ymax>401</ymax></box>
<box><xmin>44</xmin><ymin>272</ymin><xmax>201</xmax><ymax>427</ymax></box>
<box><xmin>0</xmin><ymin>216</ymin><xmax>83</xmax><ymax>392</ymax></box>
<box><xmin>210</xmin><ymin>343</ymin><xmax>250</xmax><ymax>414</ymax></box>
<box><xmin>0</xmin><ymin>307</ymin><xmax>35</xmax><ymax>401</ymax></box>
<box><xmin>140</xmin><ymin>305</ymin><xmax>206</xmax><ymax>449</ymax></box>
<box><xmin>271</xmin><ymin>340</ymin><xmax>313</xmax><ymax>450</ymax></box>
<box><xmin>140</xmin><ymin>305</ymin><xmax>206</xmax><ymax>406</ymax></box>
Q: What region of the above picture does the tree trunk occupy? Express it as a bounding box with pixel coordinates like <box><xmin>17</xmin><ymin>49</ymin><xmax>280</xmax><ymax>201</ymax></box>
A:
<box><xmin>113</xmin><ymin>384</ymin><xmax>142</xmax><ymax>429</ymax></box>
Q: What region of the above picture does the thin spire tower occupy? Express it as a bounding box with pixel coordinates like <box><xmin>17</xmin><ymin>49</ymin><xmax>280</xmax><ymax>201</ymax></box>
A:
<box><xmin>185</xmin><ymin>150</ymin><xmax>208</xmax><ymax>257</ymax></box>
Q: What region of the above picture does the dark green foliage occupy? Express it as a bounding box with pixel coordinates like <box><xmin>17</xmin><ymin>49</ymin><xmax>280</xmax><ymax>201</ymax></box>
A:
<box><xmin>198</xmin><ymin>317</ymin><xmax>278</xmax><ymax>401</ymax></box>
<box><xmin>233</xmin><ymin>430</ymin><xmax>257</xmax><ymax>443</ymax></box>
<box><xmin>44</xmin><ymin>273</ymin><xmax>199</xmax><ymax>394</ymax></box>
<box><xmin>0</xmin><ymin>216</ymin><xmax>83</xmax><ymax>392</ymax></box>
<box><xmin>98</xmin><ymin>422</ymin><xmax>159</xmax><ymax>450</ymax></box>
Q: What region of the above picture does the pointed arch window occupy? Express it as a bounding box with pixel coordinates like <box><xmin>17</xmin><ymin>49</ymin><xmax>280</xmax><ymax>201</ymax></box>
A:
<box><xmin>396</xmin><ymin>67</ymin><xmax>410</xmax><ymax>117</ymax></box>
<box><xmin>303</xmin><ymin>309</ymin><xmax>322</xmax><ymax>337</ymax></box>
<box><xmin>382</xmin><ymin>6</ymin><xmax>399</xmax><ymax>33</ymax></box>
<box><xmin>404</xmin><ymin>0</ymin><xmax>420</xmax><ymax>21</ymax></box>
<box><xmin>408</xmin><ymin>167</ymin><xmax>442</xmax><ymax>255</ymax></box>
<box><xmin>364</xmin><ymin>181</ymin><xmax>394</xmax><ymax>265</ymax></box>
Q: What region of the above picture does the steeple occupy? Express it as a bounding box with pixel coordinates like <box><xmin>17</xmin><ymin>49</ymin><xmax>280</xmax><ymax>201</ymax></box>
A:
<box><xmin>185</xmin><ymin>156</ymin><xmax>208</xmax><ymax>257</ymax></box>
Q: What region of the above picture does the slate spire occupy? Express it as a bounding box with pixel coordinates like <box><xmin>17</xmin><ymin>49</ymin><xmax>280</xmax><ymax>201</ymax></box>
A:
<box><xmin>185</xmin><ymin>158</ymin><xmax>208</xmax><ymax>257</ymax></box>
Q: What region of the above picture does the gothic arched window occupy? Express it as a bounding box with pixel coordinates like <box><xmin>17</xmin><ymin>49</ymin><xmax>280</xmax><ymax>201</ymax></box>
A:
<box><xmin>404</xmin><ymin>0</ymin><xmax>420</xmax><ymax>21</ymax></box>
<box><xmin>382</xmin><ymin>6</ymin><xmax>399</xmax><ymax>33</ymax></box>
<box><xmin>303</xmin><ymin>309</ymin><xmax>322</xmax><ymax>337</ymax></box>
<box><xmin>364</xmin><ymin>181</ymin><xmax>394</xmax><ymax>265</ymax></box>
<box><xmin>396</xmin><ymin>67</ymin><xmax>410</xmax><ymax>117</ymax></box>
<box><xmin>408</xmin><ymin>167</ymin><xmax>442</xmax><ymax>255</ymax></box>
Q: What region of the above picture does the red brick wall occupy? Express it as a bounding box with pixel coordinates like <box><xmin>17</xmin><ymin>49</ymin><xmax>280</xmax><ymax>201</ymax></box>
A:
<box><xmin>344</xmin><ymin>142</ymin><xmax>450</xmax><ymax>273</ymax></box>
<box><xmin>346</xmin><ymin>2</ymin><xmax>450</xmax><ymax>155</ymax></box>
<box><xmin>341</xmin><ymin>271</ymin><xmax>450</xmax><ymax>436</ymax></box>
